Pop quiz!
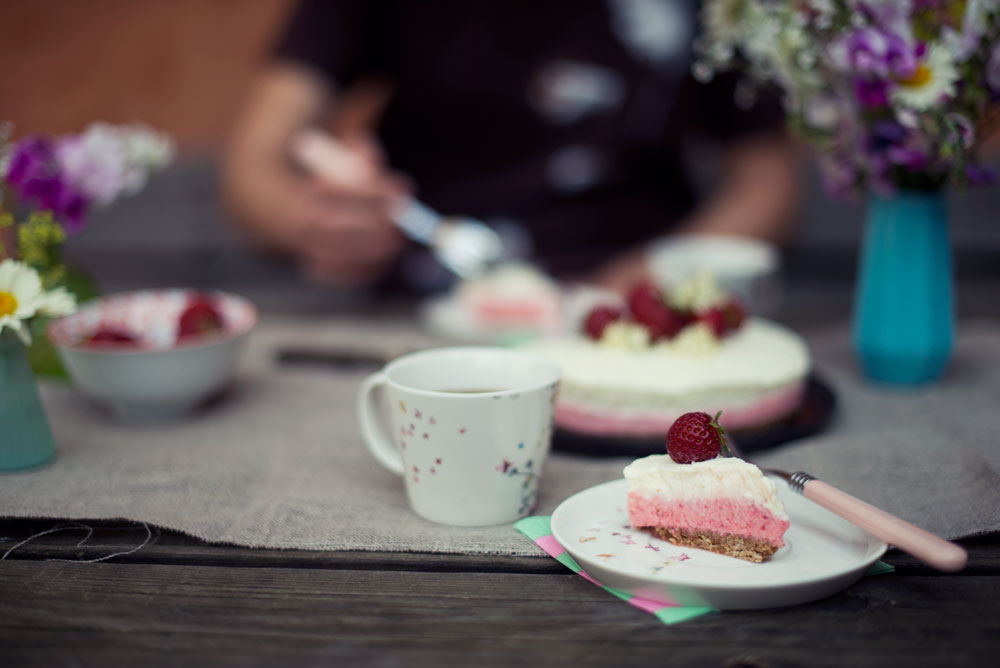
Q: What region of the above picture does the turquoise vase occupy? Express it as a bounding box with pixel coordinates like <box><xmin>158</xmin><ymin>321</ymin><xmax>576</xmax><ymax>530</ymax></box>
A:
<box><xmin>852</xmin><ymin>190</ymin><xmax>954</xmax><ymax>385</ymax></box>
<box><xmin>0</xmin><ymin>329</ymin><xmax>56</xmax><ymax>470</ymax></box>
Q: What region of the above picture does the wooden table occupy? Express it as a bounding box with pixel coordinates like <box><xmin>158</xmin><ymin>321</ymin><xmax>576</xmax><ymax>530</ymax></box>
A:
<box><xmin>1</xmin><ymin>518</ymin><xmax>998</xmax><ymax>667</ymax></box>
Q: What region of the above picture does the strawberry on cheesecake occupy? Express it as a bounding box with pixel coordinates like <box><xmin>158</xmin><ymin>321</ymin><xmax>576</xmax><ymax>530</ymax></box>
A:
<box><xmin>624</xmin><ymin>411</ymin><xmax>790</xmax><ymax>563</ymax></box>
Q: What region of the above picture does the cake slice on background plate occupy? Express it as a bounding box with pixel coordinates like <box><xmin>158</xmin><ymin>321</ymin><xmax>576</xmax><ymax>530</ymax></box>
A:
<box><xmin>455</xmin><ymin>262</ymin><xmax>563</xmax><ymax>336</ymax></box>
<box><xmin>623</xmin><ymin>411</ymin><xmax>790</xmax><ymax>563</ymax></box>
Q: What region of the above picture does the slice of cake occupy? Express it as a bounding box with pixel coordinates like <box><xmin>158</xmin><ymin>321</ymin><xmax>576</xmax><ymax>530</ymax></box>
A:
<box><xmin>623</xmin><ymin>411</ymin><xmax>790</xmax><ymax>562</ymax></box>
<box><xmin>455</xmin><ymin>262</ymin><xmax>562</xmax><ymax>336</ymax></box>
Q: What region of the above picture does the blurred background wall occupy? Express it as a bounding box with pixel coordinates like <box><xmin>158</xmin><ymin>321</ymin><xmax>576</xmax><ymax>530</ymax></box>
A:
<box><xmin>1</xmin><ymin>1</ymin><xmax>997</xmax><ymax>319</ymax></box>
<box><xmin>0</xmin><ymin>1</ymin><xmax>318</xmax><ymax>310</ymax></box>
<box><xmin>0</xmin><ymin>0</ymin><xmax>290</xmax><ymax>155</ymax></box>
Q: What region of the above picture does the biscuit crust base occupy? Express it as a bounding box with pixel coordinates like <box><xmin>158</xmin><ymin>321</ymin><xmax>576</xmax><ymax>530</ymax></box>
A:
<box><xmin>641</xmin><ymin>526</ymin><xmax>781</xmax><ymax>563</ymax></box>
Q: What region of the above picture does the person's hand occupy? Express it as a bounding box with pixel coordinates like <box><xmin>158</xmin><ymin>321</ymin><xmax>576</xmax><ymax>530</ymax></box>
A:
<box><xmin>286</xmin><ymin>134</ymin><xmax>411</xmax><ymax>286</ymax></box>
<box><xmin>222</xmin><ymin>66</ymin><xmax>414</xmax><ymax>287</ymax></box>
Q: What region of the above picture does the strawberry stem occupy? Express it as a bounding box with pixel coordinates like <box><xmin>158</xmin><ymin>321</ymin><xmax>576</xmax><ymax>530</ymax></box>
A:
<box><xmin>711</xmin><ymin>410</ymin><xmax>731</xmax><ymax>456</ymax></box>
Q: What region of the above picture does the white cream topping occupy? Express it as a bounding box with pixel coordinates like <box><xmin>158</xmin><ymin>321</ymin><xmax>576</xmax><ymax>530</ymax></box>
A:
<box><xmin>659</xmin><ymin>321</ymin><xmax>720</xmax><ymax>355</ymax></box>
<box><xmin>524</xmin><ymin>318</ymin><xmax>809</xmax><ymax>408</ymax></box>
<box><xmin>668</xmin><ymin>269</ymin><xmax>726</xmax><ymax>312</ymax></box>
<box><xmin>623</xmin><ymin>454</ymin><xmax>788</xmax><ymax>520</ymax></box>
<box><xmin>599</xmin><ymin>320</ymin><xmax>650</xmax><ymax>350</ymax></box>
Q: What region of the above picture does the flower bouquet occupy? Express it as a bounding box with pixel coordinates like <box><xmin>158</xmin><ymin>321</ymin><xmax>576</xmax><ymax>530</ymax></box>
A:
<box><xmin>696</xmin><ymin>0</ymin><xmax>999</xmax><ymax>196</ymax></box>
<box><xmin>0</xmin><ymin>121</ymin><xmax>173</xmax><ymax>374</ymax></box>
<box><xmin>695</xmin><ymin>0</ymin><xmax>1000</xmax><ymax>383</ymax></box>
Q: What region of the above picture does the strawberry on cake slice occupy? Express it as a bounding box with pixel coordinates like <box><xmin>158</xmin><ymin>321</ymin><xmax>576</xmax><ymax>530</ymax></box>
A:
<box><xmin>624</xmin><ymin>411</ymin><xmax>790</xmax><ymax>563</ymax></box>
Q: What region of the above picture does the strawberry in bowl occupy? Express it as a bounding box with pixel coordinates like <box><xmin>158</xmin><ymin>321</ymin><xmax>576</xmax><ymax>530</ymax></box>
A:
<box><xmin>82</xmin><ymin>327</ymin><xmax>141</xmax><ymax>347</ymax></box>
<box><xmin>47</xmin><ymin>289</ymin><xmax>257</xmax><ymax>421</ymax></box>
<box><xmin>177</xmin><ymin>294</ymin><xmax>227</xmax><ymax>342</ymax></box>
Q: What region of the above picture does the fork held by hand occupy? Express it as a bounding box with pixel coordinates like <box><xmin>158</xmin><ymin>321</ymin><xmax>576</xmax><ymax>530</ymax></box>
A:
<box><xmin>291</xmin><ymin>128</ymin><xmax>505</xmax><ymax>278</ymax></box>
<box><xmin>770</xmin><ymin>469</ymin><xmax>968</xmax><ymax>572</ymax></box>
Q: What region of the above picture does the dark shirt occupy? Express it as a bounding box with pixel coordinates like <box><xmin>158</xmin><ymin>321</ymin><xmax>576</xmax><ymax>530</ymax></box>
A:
<box><xmin>274</xmin><ymin>0</ymin><xmax>783</xmax><ymax>278</ymax></box>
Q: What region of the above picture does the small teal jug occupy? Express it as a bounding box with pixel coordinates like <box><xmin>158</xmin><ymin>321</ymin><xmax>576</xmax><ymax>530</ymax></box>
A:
<box><xmin>852</xmin><ymin>191</ymin><xmax>954</xmax><ymax>385</ymax></box>
<box><xmin>0</xmin><ymin>329</ymin><xmax>57</xmax><ymax>470</ymax></box>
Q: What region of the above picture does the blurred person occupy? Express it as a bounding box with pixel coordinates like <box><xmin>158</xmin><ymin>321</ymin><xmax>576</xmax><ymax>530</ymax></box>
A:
<box><xmin>222</xmin><ymin>0</ymin><xmax>801</xmax><ymax>292</ymax></box>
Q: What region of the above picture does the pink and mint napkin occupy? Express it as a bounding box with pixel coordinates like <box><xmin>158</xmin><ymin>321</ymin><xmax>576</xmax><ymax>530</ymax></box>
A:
<box><xmin>514</xmin><ymin>515</ymin><xmax>895</xmax><ymax>625</ymax></box>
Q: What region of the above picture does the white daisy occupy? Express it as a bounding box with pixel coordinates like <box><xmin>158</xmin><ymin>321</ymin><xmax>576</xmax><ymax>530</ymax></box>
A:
<box><xmin>37</xmin><ymin>285</ymin><xmax>77</xmax><ymax>319</ymax></box>
<box><xmin>891</xmin><ymin>44</ymin><xmax>959</xmax><ymax>110</ymax></box>
<box><xmin>0</xmin><ymin>259</ymin><xmax>76</xmax><ymax>345</ymax></box>
<box><xmin>0</xmin><ymin>260</ymin><xmax>45</xmax><ymax>344</ymax></box>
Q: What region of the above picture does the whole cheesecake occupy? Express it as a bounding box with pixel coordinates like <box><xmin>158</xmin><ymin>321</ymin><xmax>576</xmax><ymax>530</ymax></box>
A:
<box><xmin>526</xmin><ymin>317</ymin><xmax>810</xmax><ymax>437</ymax></box>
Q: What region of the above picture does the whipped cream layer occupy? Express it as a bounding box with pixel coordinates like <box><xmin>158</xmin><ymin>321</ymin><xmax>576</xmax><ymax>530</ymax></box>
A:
<box><xmin>623</xmin><ymin>455</ymin><xmax>788</xmax><ymax>521</ymax></box>
<box><xmin>526</xmin><ymin>319</ymin><xmax>809</xmax><ymax>410</ymax></box>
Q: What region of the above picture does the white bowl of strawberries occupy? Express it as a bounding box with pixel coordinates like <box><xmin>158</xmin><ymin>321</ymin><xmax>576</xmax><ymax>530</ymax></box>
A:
<box><xmin>47</xmin><ymin>288</ymin><xmax>257</xmax><ymax>422</ymax></box>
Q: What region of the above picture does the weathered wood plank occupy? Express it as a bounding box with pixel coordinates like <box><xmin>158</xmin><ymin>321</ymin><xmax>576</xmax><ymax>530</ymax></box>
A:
<box><xmin>0</xmin><ymin>560</ymin><xmax>998</xmax><ymax>667</ymax></box>
<box><xmin>2</xmin><ymin>519</ymin><xmax>999</xmax><ymax>574</ymax></box>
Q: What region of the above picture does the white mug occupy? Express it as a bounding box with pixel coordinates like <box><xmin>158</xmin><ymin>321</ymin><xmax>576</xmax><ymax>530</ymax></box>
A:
<box><xmin>357</xmin><ymin>347</ymin><xmax>561</xmax><ymax>526</ymax></box>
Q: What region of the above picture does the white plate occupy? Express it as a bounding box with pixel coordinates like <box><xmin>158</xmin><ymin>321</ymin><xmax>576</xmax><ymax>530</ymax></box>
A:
<box><xmin>418</xmin><ymin>296</ymin><xmax>504</xmax><ymax>344</ymax></box>
<box><xmin>550</xmin><ymin>479</ymin><xmax>888</xmax><ymax>610</ymax></box>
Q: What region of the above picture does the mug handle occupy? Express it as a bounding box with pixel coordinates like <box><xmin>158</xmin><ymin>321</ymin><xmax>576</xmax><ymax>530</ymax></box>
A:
<box><xmin>356</xmin><ymin>372</ymin><xmax>404</xmax><ymax>475</ymax></box>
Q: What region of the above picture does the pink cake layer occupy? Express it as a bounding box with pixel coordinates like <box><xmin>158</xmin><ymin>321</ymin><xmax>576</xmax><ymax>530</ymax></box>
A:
<box><xmin>628</xmin><ymin>492</ymin><xmax>789</xmax><ymax>547</ymax></box>
<box><xmin>555</xmin><ymin>380</ymin><xmax>805</xmax><ymax>437</ymax></box>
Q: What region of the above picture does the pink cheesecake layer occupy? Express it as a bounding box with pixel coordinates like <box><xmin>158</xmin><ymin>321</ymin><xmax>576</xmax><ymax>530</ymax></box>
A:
<box><xmin>628</xmin><ymin>492</ymin><xmax>790</xmax><ymax>547</ymax></box>
<box><xmin>555</xmin><ymin>380</ymin><xmax>806</xmax><ymax>437</ymax></box>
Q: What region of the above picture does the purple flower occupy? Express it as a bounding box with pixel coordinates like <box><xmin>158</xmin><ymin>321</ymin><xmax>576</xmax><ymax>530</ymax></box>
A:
<box><xmin>886</xmin><ymin>145</ymin><xmax>928</xmax><ymax>172</ymax></box>
<box><xmin>4</xmin><ymin>134</ymin><xmax>91</xmax><ymax>231</ymax></box>
<box><xmin>854</xmin><ymin>1</ymin><xmax>918</xmax><ymax>43</ymax></box>
<box><xmin>864</xmin><ymin>121</ymin><xmax>929</xmax><ymax>173</ymax></box>
<box><xmin>835</xmin><ymin>27</ymin><xmax>919</xmax><ymax>80</ymax></box>
<box><xmin>26</xmin><ymin>177</ymin><xmax>88</xmax><ymax>231</ymax></box>
<box><xmin>854</xmin><ymin>79</ymin><xmax>889</xmax><ymax>108</ymax></box>
<box><xmin>5</xmin><ymin>135</ymin><xmax>57</xmax><ymax>189</ymax></box>
<box><xmin>865</xmin><ymin>121</ymin><xmax>907</xmax><ymax>153</ymax></box>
